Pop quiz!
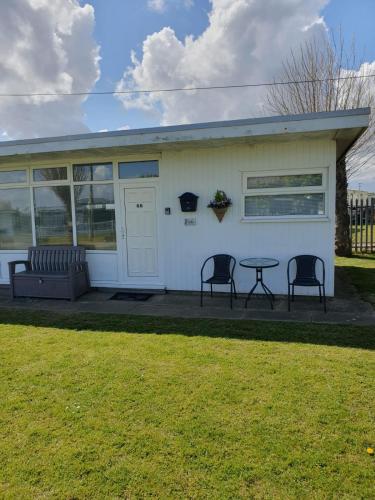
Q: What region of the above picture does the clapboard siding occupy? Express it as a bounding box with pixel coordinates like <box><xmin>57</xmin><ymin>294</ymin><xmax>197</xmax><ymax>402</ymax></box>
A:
<box><xmin>0</xmin><ymin>138</ymin><xmax>336</xmax><ymax>295</ymax></box>
<box><xmin>159</xmin><ymin>139</ymin><xmax>336</xmax><ymax>295</ymax></box>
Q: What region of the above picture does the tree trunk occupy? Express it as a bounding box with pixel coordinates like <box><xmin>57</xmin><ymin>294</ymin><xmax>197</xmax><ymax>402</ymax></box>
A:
<box><xmin>335</xmin><ymin>158</ymin><xmax>352</xmax><ymax>256</ymax></box>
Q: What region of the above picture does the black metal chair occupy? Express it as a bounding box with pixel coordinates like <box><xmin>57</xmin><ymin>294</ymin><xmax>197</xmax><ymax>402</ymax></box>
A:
<box><xmin>200</xmin><ymin>254</ymin><xmax>237</xmax><ymax>308</ymax></box>
<box><xmin>287</xmin><ymin>255</ymin><xmax>326</xmax><ymax>312</ymax></box>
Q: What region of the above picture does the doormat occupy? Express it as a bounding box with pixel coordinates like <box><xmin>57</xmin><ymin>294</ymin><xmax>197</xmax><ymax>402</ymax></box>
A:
<box><xmin>110</xmin><ymin>292</ymin><xmax>153</xmax><ymax>302</ymax></box>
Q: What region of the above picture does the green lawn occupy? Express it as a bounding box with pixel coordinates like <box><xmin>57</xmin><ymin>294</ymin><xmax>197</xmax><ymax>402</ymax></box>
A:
<box><xmin>0</xmin><ymin>310</ymin><xmax>374</xmax><ymax>498</ymax></box>
<box><xmin>336</xmin><ymin>253</ymin><xmax>375</xmax><ymax>306</ymax></box>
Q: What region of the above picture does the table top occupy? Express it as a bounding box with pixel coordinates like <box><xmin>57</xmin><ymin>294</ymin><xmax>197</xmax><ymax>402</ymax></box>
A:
<box><xmin>240</xmin><ymin>258</ymin><xmax>279</xmax><ymax>269</ymax></box>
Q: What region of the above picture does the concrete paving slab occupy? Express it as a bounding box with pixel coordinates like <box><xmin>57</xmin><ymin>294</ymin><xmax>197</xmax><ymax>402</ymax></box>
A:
<box><xmin>0</xmin><ymin>283</ymin><xmax>374</xmax><ymax>325</ymax></box>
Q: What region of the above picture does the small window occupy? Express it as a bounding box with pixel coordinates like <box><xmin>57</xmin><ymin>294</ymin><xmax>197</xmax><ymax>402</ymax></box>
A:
<box><xmin>245</xmin><ymin>193</ymin><xmax>325</xmax><ymax>217</ymax></box>
<box><xmin>247</xmin><ymin>173</ymin><xmax>322</xmax><ymax>190</ymax></box>
<box><xmin>119</xmin><ymin>160</ymin><xmax>159</xmax><ymax>179</ymax></box>
<box><xmin>33</xmin><ymin>167</ymin><xmax>68</xmax><ymax>182</ymax></box>
<box><xmin>73</xmin><ymin>163</ymin><xmax>113</xmax><ymax>182</ymax></box>
<box><xmin>0</xmin><ymin>170</ymin><xmax>27</xmax><ymax>184</ymax></box>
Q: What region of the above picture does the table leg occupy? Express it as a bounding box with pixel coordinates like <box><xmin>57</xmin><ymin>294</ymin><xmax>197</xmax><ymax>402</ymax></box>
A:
<box><xmin>245</xmin><ymin>281</ymin><xmax>259</xmax><ymax>308</ymax></box>
<box><xmin>245</xmin><ymin>267</ymin><xmax>275</xmax><ymax>309</ymax></box>
<box><xmin>260</xmin><ymin>282</ymin><xmax>274</xmax><ymax>309</ymax></box>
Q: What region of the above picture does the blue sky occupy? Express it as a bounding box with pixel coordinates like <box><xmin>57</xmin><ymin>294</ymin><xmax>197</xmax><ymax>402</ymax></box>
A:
<box><xmin>1</xmin><ymin>0</ymin><xmax>374</xmax><ymax>188</ymax></box>
<box><xmin>82</xmin><ymin>0</ymin><xmax>211</xmax><ymax>131</ymax></box>
<box><xmin>82</xmin><ymin>0</ymin><xmax>375</xmax><ymax>132</ymax></box>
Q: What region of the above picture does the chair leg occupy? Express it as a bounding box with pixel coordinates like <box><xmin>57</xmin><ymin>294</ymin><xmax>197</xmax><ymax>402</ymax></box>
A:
<box><xmin>323</xmin><ymin>285</ymin><xmax>327</xmax><ymax>313</ymax></box>
<box><xmin>318</xmin><ymin>285</ymin><xmax>322</xmax><ymax>303</ymax></box>
<box><xmin>210</xmin><ymin>283</ymin><xmax>213</xmax><ymax>297</ymax></box>
<box><xmin>288</xmin><ymin>284</ymin><xmax>291</xmax><ymax>312</ymax></box>
<box><xmin>292</xmin><ymin>285</ymin><xmax>295</xmax><ymax>302</ymax></box>
<box><xmin>200</xmin><ymin>282</ymin><xmax>203</xmax><ymax>307</ymax></box>
<box><xmin>230</xmin><ymin>282</ymin><xmax>233</xmax><ymax>309</ymax></box>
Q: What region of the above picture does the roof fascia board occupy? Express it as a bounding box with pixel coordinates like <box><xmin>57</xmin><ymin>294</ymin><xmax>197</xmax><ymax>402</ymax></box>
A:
<box><xmin>0</xmin><ymin>108</ymin><xmax>370</xmax><ymax>158</ymax></box>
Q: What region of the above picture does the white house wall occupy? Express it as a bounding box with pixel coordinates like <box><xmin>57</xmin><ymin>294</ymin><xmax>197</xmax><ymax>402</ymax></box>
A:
<box><xmin>0</xmin><ymin>138</ymin><xmax>336</xmax><ymax>295</ymax></box>
<box><xmin>159</xmin><ymin>139</ymin><xmax>336</xmax><ymax>295</ymax></box>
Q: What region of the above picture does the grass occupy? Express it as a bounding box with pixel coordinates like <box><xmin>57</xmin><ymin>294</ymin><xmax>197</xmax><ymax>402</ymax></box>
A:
<box><xmin>336</xmin><ymin>253</ymin><xmax>375</xmax><ymax>306</ymax></box>
<box><xmin>0</xmin><ymin>309</ymin><xmax>374</xmax><ymax>498</ymax></box>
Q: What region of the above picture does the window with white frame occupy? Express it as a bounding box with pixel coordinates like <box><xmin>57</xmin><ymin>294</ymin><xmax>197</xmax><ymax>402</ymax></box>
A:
<box><xmin>0</xmin><ymin>187</ymin><xmax>33</xmax><ymax>250</ymax></box>
<box><xmin>73</xmin><ymin>163</ymin><xmax>116</xmax><ymax>250</ymax></box>
<box><xmin>242</xmin><ymin>169</ymin><xmax>327</xmax><ymax>218</ymax></box>
<box><xmin>0</xmin><ymin>164</ymin><xmax>117</xmax><ymax>251</ymax></box>
<box><xmin>32</xmin><ymin>166</ymin><xmax>73</xmax><ymax>245</ymax></box>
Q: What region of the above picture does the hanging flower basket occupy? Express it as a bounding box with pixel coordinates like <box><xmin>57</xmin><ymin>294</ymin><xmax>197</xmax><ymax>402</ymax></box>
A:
<box><xmin>208</xmin><ymin>190</ymin><xmax>232</xmax><ymax>223</ymax></box>
<box><xmin>212</xmin><ymin>206</ymin><xmax>228</xmax><ymax>222</ymax></box>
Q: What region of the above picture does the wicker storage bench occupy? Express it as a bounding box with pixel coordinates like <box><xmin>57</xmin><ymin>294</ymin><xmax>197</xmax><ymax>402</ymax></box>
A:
<box><xmin>8</xmin><ymin>246</ymin><xmax>90</xmax><ymax>301</ymax></box>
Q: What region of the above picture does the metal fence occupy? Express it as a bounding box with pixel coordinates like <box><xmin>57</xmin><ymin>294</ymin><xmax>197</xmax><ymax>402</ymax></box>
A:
<box><xmin>349</xmin><ymin>198</ymin><xmax>375</xmax><ymax>253</ymax></box>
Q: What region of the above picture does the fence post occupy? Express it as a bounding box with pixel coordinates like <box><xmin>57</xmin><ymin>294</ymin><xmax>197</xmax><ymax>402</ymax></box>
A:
<box><xmin>349</xmin><ymin>198</ymin><xmax>353</xmax><ymax>252</ymax></box>
<box><xmin>360</xmin><ymin>198</ymin><xmax>364</xmax><ymax>253</ymax></box>
<box><xmin>371</xmin><ymin>198</ymin><xmax>374</xmax><ymax>253</ymax></box>
<box><xmin>354</xmin><ymin>198</ymin><xmax>358</xmax><ymax>253</ymax></box>
<box><xmin>365</xmin><ymin>198</ymin><xmax>369</xmax><ymax>253</ymax></box>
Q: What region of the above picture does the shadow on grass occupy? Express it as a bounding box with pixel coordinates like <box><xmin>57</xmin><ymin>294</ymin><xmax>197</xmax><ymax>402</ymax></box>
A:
<box><xmin>336</xmin><ymin>264</ymin><xmax>375</xmax><ymax>305</ymax></box>
<box><xmin>0</xmin><ymin>308</ymin><xmax>374</xmax><ymax>351</ymax></box>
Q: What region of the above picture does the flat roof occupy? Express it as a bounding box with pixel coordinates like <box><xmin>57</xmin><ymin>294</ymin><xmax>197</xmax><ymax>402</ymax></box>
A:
<box><xmin>0</xmin><ymin>107</ymin><xmax>370</xmax><ymax>162</ymax></box>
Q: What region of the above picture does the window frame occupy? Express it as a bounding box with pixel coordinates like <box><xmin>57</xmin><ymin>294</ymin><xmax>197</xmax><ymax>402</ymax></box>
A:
<box><xmin>0</xmin><ymin>167</ymin><xmax>29</xmax><ymax>187</ymax></box>
<box><xmin>118</xmin><ymin>160</ymin><xmax>159</xmax><ymax>181</ymax></box>
<box><xmin>0</xmin><ymin>185</ymin><xmax>34</xmax><ymax>250</ymax></box>
<box><xmin>72</xmin><ymin>162</ymin><xmax>114</xmax><ymax>183</ymax></box>
<box><xmin>73</xmin><ymin>182</ymin><xmax>117</xmax><ymax>251</ymax></box>
<box><xmin>241</xmin><ymin>168</ymin><xmax>329</xmax><ymax>221</ymax></box>
<box><xmin>31</xmin><ymin>165</ymin><xmax>70</xmax><ymax>185</ymax></box>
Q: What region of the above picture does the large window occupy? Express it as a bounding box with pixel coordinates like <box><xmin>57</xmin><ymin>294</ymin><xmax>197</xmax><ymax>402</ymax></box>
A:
<box><xmin>0</xmin><ymin>188</ymin><xmax>32</xmax><ymax>249</ymax></box>
<box><xmin>243</xmin><ymin>170</ymin><xmax>327</xmax><ymax>218</ymax></box>
<box><xmin>245</xmin><ymin>193</ymin><xmax>325</xmax><ymax>217</ymax></box>
<box><xmin>74</xmin><ymin>184</ymin><xmax>116</xmax><ymax>250</ymax></box>
<box><xmin>33</xmin><ymin>186</ymin><xmax>73</xmax><ymax>245</ymax></box>
<box><xmin>0</xmin><ymin>164</ymin><xmax>117</xmax><ymax>251</ymax></box>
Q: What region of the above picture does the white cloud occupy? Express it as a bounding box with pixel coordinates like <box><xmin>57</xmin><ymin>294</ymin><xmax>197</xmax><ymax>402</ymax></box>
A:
<box><xmin>147</xmin><ymin>0</ymin><xmax>194</xmax><ymax>13</ymax></box>
<box><xmin>0</xmin><ymin>0</ymin><xmax>100</xmax><ymax>139</ymax></box>
<box><xmin>117</xmin><ymin>0</ymin><xmax>331</xmax><ymax>125</ymax></box>
<box><xmin>117</xmin><ymin>124</ymin><xmax>131</xmax><ymax>130</ymax></box>
<box><xmin>147</xmin><ymin>0</ymin><xmax>166</xmax><ymax>12</ymax></box>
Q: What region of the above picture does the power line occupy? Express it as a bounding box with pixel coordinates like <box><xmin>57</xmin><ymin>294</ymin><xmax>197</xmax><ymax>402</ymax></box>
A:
<box><xmin>0</xmin><ymin>73</ymin><xmax>374</xmax><ymax>98</ymax></box>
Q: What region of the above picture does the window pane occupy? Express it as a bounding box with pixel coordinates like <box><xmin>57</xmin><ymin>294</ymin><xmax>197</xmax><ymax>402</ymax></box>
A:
<box><xmin>33</xmin><ymin>167</ymin><xmax>67</xmax><ymax>182</ymax></box>
<box><xmin>33</xmin><ymin>186</ymin><xmax>73</xmax><ymax>245</ymax></box>
<box><xmin>74</xmin><ymin>184</ymin><xmax>116</xmax><ymax>250</ymax></box>
<box><xmin>119</xmin><ymin>161</ymin><xmax>159</xmax><ymax>179</ymax></box>
<box><xmin>0</xmin><ymin>188</ymin><xmax>32</xmax><ymax>249</ymax></box>
<box><xmin>0</xmin><ymin>170</ymin><xmax>27</xmax><ymax>184</ymax></box>
<box><xmin>73</xmin><ymin>163</ymin><xmax>113</xmax><ymax>182</ymax></box>
<box><xmin>247</xmin><ymin>173</ymin><xmax>322</xmax><ymax>189</ymax></box>
<box><xmin>245</xmin><ymin>193</ymin><xmax>325</xmax><ymax>217</ymax></box>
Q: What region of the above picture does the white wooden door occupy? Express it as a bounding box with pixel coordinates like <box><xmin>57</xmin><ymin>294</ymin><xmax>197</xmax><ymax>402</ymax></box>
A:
<box><xmin>124</xmin><ymin>187</ymin><xmax>158</xmax><ymax>277</ymax></box>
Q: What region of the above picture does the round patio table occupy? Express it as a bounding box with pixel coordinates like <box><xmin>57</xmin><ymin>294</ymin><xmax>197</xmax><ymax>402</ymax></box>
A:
<box><xmin>240</xmin><ymin>258</ymin><xmax>279</xmax><ymax>309</ymax></box>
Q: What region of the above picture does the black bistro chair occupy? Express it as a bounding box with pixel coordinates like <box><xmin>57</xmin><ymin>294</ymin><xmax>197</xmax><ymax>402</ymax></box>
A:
<box><xmin>200</xmin><ymin>254</ymin><xmax>237</xmax><ymax>308</ymax></box>
<box><xmin>287</xmin><ymin>255</ymin><xmax>326</xmax><ymax>312</ymax></box>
